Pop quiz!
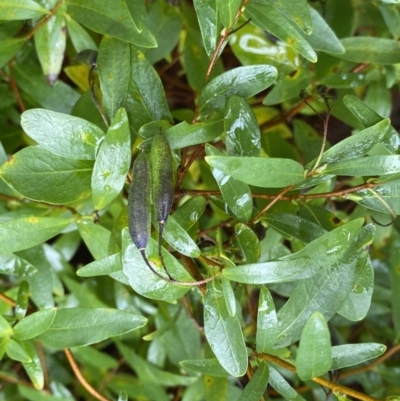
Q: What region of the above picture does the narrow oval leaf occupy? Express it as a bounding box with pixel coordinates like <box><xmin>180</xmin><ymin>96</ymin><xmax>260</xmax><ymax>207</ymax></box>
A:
<box><xmin>6</xmin><ymin>339</ymin><xmax>31</xmax><ymax>363</ymax></box>
<box><xmin>77</xmin><ymin>253</ymin><xmax>122</xmax><ymax>277</ymax></box>
<box><xmin>217</xmin><ymin>0</ymin><xmax>241</xmax><ymax>29</ymax></box>
<box><xmin>0</xmin><ymin>254</ymin><xmax>37</xmax><ymax>276</ymax></box>
<box><xmin>322</xmin><ymin>155</ymin><xmax>400</xmax><ymax>177</ymax></box>
<box><xmin>37</xmin><ymin>307</ymin><xmax>147</xmax><ymax>348</ymax></box>
<box><xmin>0</xmin><ymin>217</ymin><xmax>73</xmax><ymax>254</ymax></box>
<box><xmin>92</xmin><ymin>108</ymin><xmax>131</xmax><ymax>209</ymax></box>
<box><xmin>180</xmin><ymin>358</ymin><xmax>230</xmax><ymax>377</ymax></box>
<box><xmin>204</xmin><ymin>280</ymin><xmax>248</xmax><ymax>377</ymax></box>
<box><xmin>66</xmin><ymin>18</ymin><xmax>97</xmax><ymax>53</ymax></box>
<box><xmin>256</xmin><ymin>287</ymin><xmax>278</xmax><ymax>353</ymax></box>
<box><xmin>331</xmin><ymin>343</ymin><xmax>387</xmax><ymax>370</ymax></box>
<box><xmin>21</xmin><ymin>109</ymin><xmax>105</xmax><ymax>160</ymax></box>
<box><xmin>295</xmin><ymin>312</ymin><xmax>332</xmax><ymax>381</ymax></box>
<box><xmin>225</xmin><ymin>95</ymin><xmax>261</xmax><ymax>157</ymax></box>
<box><xmin>236</xmin><ymin>361</ymin><xmax>269</xmax><ymax>401</ymax></box>
<box><xmin>275</xmin><ymin>224</ymin><xmax>375</xmax><ymax>348</ymax></box>
<box><xmin>126</xmin><ymin>48</ymin><xmax>172</xmax><ymax>135</ymax></box>
<box><xmin>124</xmin><ymin>0</ymin><xmax>146</xmax><ymax>32</ymax></box>
<box><xmin>275</xmin><ymin>0</ymin><xmax>312</xmax><ymax>34</ymax></box>
<box><xmin>122</xmin><ymin>229</ymin><xmax>192</xmax><ymax>302</ymax></box>
<box><xmin>338</xmin><ymin>258</ymin><xmax>374</xmax><ymax>321</ymax></box>
<box><xmin>0</xmin><ymin>1</ymin><xmax>48</xmax><ymax>20</ymax></box>
<box><xmin>98</xmin><ymin>37</ymin><xmax>130</xmax><ymax>122</ymax></box>
<box><xmin>13</xmin><ymin>308</ymin><xmax>56</xmax><ymax>341</ymax></box>
<box><xmin>221</xmin><ymin>277</ymin><xmax>236</xmax><ymax>317</ymax></box>
<box><xmin>268</xmin><ymin>365</ymin><xmax>306</xmax><ymax>401</ymax></box>
<box><xmin>22</xmin><ymin>341</ymin><xmax>44</xmax><ymax>390</ymax></box>
<box><xmin>198</xmin><ymin>65</ymin><xmax>277</xmax><ymax>113</ymax></box>
<box><xmin>0</xmin><ymin>315</ymin><xmax>13</xmax><ymax>337</ymax></box>
<box><xmin>245</xmin><ymin>2</ymin><xmax>317</xmax><ymax>62</ymax></box>
<box><xmin>0</xmin><ymin>38</ymin><xmax>26</xmax><ymax>69</ymax></box>
<box><xmin>205</xmin><ymin>145</ymin><xmax>253</xmax><ymax>223</ymax></box>
<box><xmin>0</xmin><ymin>146</ymin><xmax>93</xmax><ymax>204</ymax></box>
<box><xmin>205</xmin><ymin>156</ymin><xmax>305</xmax><ymax>188</ymax></box>
<box><xmin>235</xmin><ymin>223</ymin><xmax>260</xmax><ymax>264</ymax></box>
<box><xmin>337</xmin><ymin>37</ymin><xmax>400</xmax><ymax>64</ymax></box>
<box><xmin>308</xmin><ymin>119</ymin><xmax>390</xmax><ymax>167</ymax></box>
<box><xmin>153</xmin><ymin>214</ymin><xmax>201</xmax><ymax>258</ymax></box>
<box><xmin>34</xmin><ymin>5</ymin><xmax>67</xmax><ymax>84</ymax></box>
<box><xmin>172</xmin><ymin>196</ymin><xmax>207</xmax><ymax>231</ymax></box>
<box><xmin>66</xmin><ymin>0</ymin><xmax>157</xmax><ymax>47</ymax></box>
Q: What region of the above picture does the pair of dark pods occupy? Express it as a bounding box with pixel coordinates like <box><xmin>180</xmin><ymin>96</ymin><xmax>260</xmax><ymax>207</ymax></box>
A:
<box><xmin>128</xmin><ymin>132</ymin><xmax>175</xmax><ymax>281</ymax></box>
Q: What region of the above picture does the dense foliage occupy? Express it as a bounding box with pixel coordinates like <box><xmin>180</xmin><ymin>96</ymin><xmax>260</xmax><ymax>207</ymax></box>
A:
<box><xmin>0</xmin><ymin>0</ymin><xmax>400</xmax><ymax>400</ymax></box>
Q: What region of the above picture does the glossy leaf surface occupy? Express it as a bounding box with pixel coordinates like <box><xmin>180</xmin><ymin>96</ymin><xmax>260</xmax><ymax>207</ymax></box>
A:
<box><xmin>256</xmin><ymin>287</ymin><xmax>278</xmax><ymax>352</ymax></box>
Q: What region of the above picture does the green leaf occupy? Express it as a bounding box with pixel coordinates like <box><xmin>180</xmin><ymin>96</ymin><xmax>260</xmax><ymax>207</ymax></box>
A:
<box><xmin>21</xmin><ymin>109</ymin><xmax>105</xmax><ymax>160</ymax></box>
<box><xmin>295</xmin><ymin>312</ymin><xmax>332</xmax><ymax>381</ymax></box>
<box><xmin>270</xmin><ymin>0</ymin><xmax>311</xmax><ymax>34</ymax></box>
<box><xmin>34</xmin><ymin>5</ymin><xmax>67</xmax><ymax>84</ymax></box>
<box><xmin>0</xmin><ymin>146</ymin><xmax>93</xmax><ymax>204</ymax></box>
<box><xmin>153</xmin><ymin>214</ymin><xmax>201</xmax><ymax>258</ymax></box>
<box><xmin>221</xmin><ymin>277</ymin><xmax>236</xmax><ymax>317</ymax></box>
<box><xmin>91</xmin><ymin>108</ymin><xmax>131</xmax><ymax>209</ymax></box>
<box><xmin>343</xmin><ymin>94</ymin><xmax>400</xmax><ymax>155</ymax></box>
<box><xmin>235</xmin><ymin>223</ymin><xmax>260</xmax><ymax>264</ymax></box>
<box><xmin>198</xmin><ymin>65</ymin><xmax>277</xmax><ymax>114</ymax></box>
<box><xmin>268</xmin><ymin>364</ymin><xmax>306</xmax><ymax>401</ymax></box>
<box><xmin>205</xmin><ymin>156</ymin><xmax>304</xmax><ymax>188</ymax></box>
<box><xmin>16</xmin><ymin>281</ymin><xmax>30</xmax><ymax>320</ymax></box>
<box><xmin>331</xmin><ymin>343</ymin><xmax>387</xmax><ymax>370</ymax></box>
<box><xmin>193</xmin><ymin>0</ymin><xmax>222</xmax><ymax>58</ymax></box>
<box><xmin>299</xmin><ymin>7</ymin><xmax>344</xmax><ymax>54</ymax></box>
<box><xmin>338</xmin><ymin>258</ymin><xmax>374</xmax><ymax>321</ymax></box>
<box><xmin>6</xmin><ymin>338</ymin><xmax>31</xmax><ymax>363</ymax></box>
<box><xmin>124</xmin><ymin>0</ymin><xmax>146</xmax><ymax>32</ymax></box>
<box><xmin>0</xmin><ymin>1</ymin><xmax>48</xmax><ymax>20</ymax></box>
<box><xmin>0</xmin><ymin>217</ymin><xmax>73</xmax><ymax>254</ymax></box>
<box><xmin>391</xmin><ymin>231</ymin><xmax>400</xmax><ymax>338</ymax></box>
<box><xmin>0</xmin><ymin>254</ymin><xmax>37</xmax><ymax>276</ymax></box>
<box><xmin>245</xmin><ymin>2</ymin><xmax>317</xmax><ymax>62</ymax></box>
<box><xmin>236</xmin><ymin>361</ymin><xmax>269</xmax><ymax>401</ymax></box>
<box><xmin>224</xmin><ymin>95</ymin><xmax>261</xmax><ymax>157</ymax></box>
<box><xmin>121</xmin><ymin>229</ymin><xmax>192</xmax><ymax>302</ymax></box>
<box><xmin>126</xmin><ymin>48</ymin><xmax>172</xmax><ymax>136</ymax></box>
<box><xmin>378</xmin><ymin>3</ymin><xmax>400</xmax><ymax>39</ymax></box>
<box><xmin>22</xmin><ymin>341</ymin><xmax>44</xmax><ymax>390</ymax></box>
<box><xmin>37</xmin><ymin>307</ymin><xmax>147</xmax><ymax>348</ymax></box>
<box><xmin>321</xmin><ymin>155</ymin><xmax>400</xmax><ymax>177</ymax></box>
<box><xmin>13</xmin><ymin>308</ymin><xmax>56</xmax><ymax>341</ymax></box>
<box><xmin>256</xmin><ymin>287</ymin><xmax>278</xmax><ymax>353</ymax></box>
<box><xmin>144</xmin><ymin>1</ymin><xmax>183</xmax><ymax>64</ymax></box>
<box><xmin>77</xmin><ymin>253</ymin><xmax>122</xmax><ymax>277</ymax></box>
<box><xmin>217</xmin><ymin>0</ymin><xmax>241</xmax><ymax>29</ymax></box>
<box><xmin>293</xmin><ymin>120</ymin><xmax>324</xmax><ymax>164</ymax></box>
<box><xmin>336</xmin><ymin>37</ymin><xmax>400</xmax><ymax>64</ymax></box>
<box><xmin>263</xmin><ymin>69</ymin><xmax>312</xmax><ymax>106</ymax></box>
<box><xmin>143</xmin><ymin>308</ymin><xmax>181</xmax><ymax>341</ymax></box>
<box><xmin>308</xmin><ymin>119</ymin><xmax>390</xmax><ymax>167</ymax></box>
<box><xmin>205</xmin><ymin>145</ymin><xmax>253</xmax><ymax>223</ymax></box>
<box><xmin>180</xmin><ymin>358</ymin><xmax>230</xmax><ymax>377</ymax></box>
<box><xmin>0</xmin><ymin>38</ymin><xmax>26</xmax><ymax>69</ymax></box>
<box><xmin>77</xmin><ymin>220</ymin><xmax>110</xmax><ymax>259</ymax></box>
<box><xmin>0</xmin><ymin>315</ymin><xmax>13</xmax><ymax>337</ymax></box>
<box><xmin>204</xmin><ymin>280</ymin><xmax>248</xmax><ymax>377</ymax></box>
<box><xmin>298</xmin><ymin>202</ymin><xmax>343</xmax><ymax>231</ymax></box>
<box><xmin>264</xmin><ymin>213</ymin><xmax>327</xmax><ymax>244</ymax></box>
<box><xmin>98</xmin><ymin>37</ymin><xmax>130</xmax><ymax>122</ymax></box>
<box><xmin>320</xmin><ymin>72</ymin><xmax>367</xmax><ymax>89</ymax></box>
<box><xmin>66</xmin><ymin>0</ymin><xmax>157</xmax><ymax>47</ymax></box>
<box><xmin>275</xmin><ymin>224</ymin><xmax>375</xmax><ymax>348</ymax></box>
<box><xmin>66</xmin><ymin>18</ymin><xmax>97</xmax><ymax>53</ymax></box>
<box><xmin>172</xmin><ymin>196</ymin><xmax>207</xmax><ymax>231</ymax></box>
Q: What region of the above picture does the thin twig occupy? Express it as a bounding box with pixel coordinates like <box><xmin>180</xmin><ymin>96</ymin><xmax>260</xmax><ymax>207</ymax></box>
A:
<box><xmin>8</xmin><ymin>63</ymin><xmax>25</xmax><ymax>112</ymax></box>
<box><xmin>64</xmin><ymin>349</ymin><xmax>112</xmax><ymax>401</ymax></box>
<box><xmin>255</xmin><ymin>352</ymin><xmax>381</xmax><ymax>401</ymax></box>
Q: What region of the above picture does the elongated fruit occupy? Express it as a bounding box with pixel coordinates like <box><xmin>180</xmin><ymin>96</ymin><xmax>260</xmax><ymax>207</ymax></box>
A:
<box><xmin>150</xmin><ymin>131</ymin><xmax>175</xmax><ymax>280</ymax></box>
<box><xmin>128</xmin><ymin>152</ymin><xmax>151</xmax><ymax>250</ymax></box>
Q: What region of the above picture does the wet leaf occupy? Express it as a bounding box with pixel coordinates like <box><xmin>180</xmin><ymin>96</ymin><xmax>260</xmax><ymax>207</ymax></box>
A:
<box><xmin>235</xmin><ymin>223</ymin><xmax>260</xmax><ymax>264</ymax></box>
<box><xmin>256</xmin><ymin>287</ymin><xmax>278</xmax><ymax>353</ymax></box>
<box><xmin>21</xmin><ymin>109</ymin><xmax>105</xmax><ymax>160</ymax></box>
<box><xmin>217</xmin><ymin>0</ymin><xmax>241</xmax><ymax>29</ymax></box>
<box><xmin>225</xmin><ymin>95</ymin><xmax>261</xmax><ymax>157</ymax></box>
<box><xmin>0</xmin><ymin>254</ymin><xmax>37</xmax><ymax>276</ymax></box>
<box><xmin>204</xmin><ymin>280</ymin><xmax>248</xmax><ymax>377</ymax></box>
<box><xmin>198</xmin><ymin>65</ymin><xmax>277</xmax><ymax>114</ymax></box>
<box><xmin>0</xmin><ymin>146</ymin><xmax>93</xmax><ymax>204</ymax></box>
<box><xmin>0</xmin><ymin>1</ymin><xmax>48</xmax><ymax>20</ymax></box>
<box><xmin>205</xmin><ymin>156</ymin><xmax>304</xmax><ymax>188</ymax></box>
<box><xmin>236</xmin><ymin>361</ymin><xmax>269</xmax><ymax>401</ymax></box>
<box><xmin>13</xmin><ymin>308</ymin><xmax>56</xmax><ymax>341</ymax></box>
<box><xmin>206</xmin><ymin>145</ymin><xmax>253</xmax><ymax>223</ymax></box>
<box><xmin>91</xmin><ymin>108</ymin><xmax>131</xmax><ymax>210</ymax></box>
